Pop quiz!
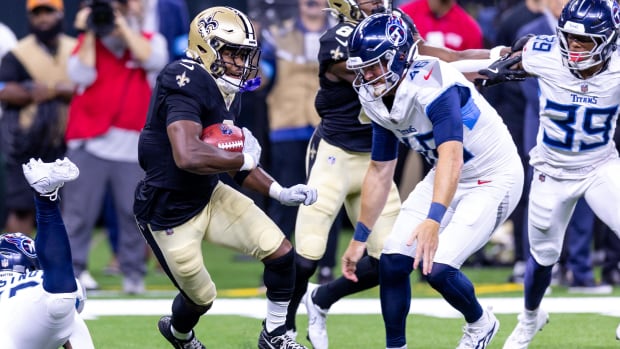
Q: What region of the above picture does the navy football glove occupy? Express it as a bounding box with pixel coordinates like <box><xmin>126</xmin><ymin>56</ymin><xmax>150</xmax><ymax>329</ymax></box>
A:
<box><xmin>475</xmin><ymin>54</ymin><xmax>526</xmax><ymax>87</ymax></box>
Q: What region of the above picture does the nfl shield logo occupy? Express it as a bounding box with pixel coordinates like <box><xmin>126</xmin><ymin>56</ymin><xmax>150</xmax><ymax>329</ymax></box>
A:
<box><xmin>580</xmin><ymin>84</ymin><xmax>588</xmax><ymax>93</ymax></box>
<box><xmin>538</xmin><ymin>173</ymin><xmax>546</xmax><ymax>182</ymax></box>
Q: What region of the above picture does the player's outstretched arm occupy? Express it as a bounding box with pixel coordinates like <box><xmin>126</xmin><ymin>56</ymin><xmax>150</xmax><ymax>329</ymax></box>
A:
<box><xmin>475</xmin><ymin>54</ymin><xmax>527</xmax><ymax>87</ymax></box>
<box><xmin>342</xmin><ymin>158</ymin><xmax>396</xmax><ymax>282</ymax></box>
<box><xmin>474</xmin><ymin>34</ymin><xmax>534</xmax><ymax>87</ymax></box>
<box><xmin>240</xmin><ymin>167</ymin><xmax>318</xmax><ymax>206</ymax></box>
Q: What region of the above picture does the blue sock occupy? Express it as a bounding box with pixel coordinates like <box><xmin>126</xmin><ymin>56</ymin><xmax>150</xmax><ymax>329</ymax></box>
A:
<box><xmin>524</xmin><ymin>256</ymin><xmax>553</xmax><ymax>310</ymax></box>
<box><xmin>380</xmin><ymin>254</ymin><xmax>413</xmax><ymax>348</ymax></box>
<box><xmin>34</xmin><ymin>196</ymin><xmax>77</xmax><ymax>293</ymax></box>
<box><xmin>426</xmin><ymin>263</ymin><xmax>482</xmax><ymax>323</ymax></box>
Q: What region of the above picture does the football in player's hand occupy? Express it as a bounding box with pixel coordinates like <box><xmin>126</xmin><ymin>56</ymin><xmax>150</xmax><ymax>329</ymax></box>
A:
<box><xmin>201</xmin><ymin>123</ymin><xmax>245</xmax><ymax>152</ymax></box>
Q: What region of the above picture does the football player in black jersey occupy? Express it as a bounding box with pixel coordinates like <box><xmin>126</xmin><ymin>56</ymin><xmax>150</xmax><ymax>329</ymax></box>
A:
<box><xmin>134</xmin><ymin>7</ymin><xmax>317</xmax><ymax>349</ymax></box>
<box><xmin>286</xmin><ymin>1</ymin><xmax>511</xmax><ymax>348</ymax></box>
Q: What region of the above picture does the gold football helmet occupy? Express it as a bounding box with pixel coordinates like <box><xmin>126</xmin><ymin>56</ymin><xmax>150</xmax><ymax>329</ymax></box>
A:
<box><xmin>327</xmin><ymin>0</ymin><xmax>364</xmax><ymax>23</ymax></box>
<box><xmin>327</xmin><ymin>0</ymin><xmax>389</xmax><ymax>23</ymax></box>
<box><xmin>187</xmin><ymin>6</ymin><xmax>260</xmax><ymax>89</ymax></box>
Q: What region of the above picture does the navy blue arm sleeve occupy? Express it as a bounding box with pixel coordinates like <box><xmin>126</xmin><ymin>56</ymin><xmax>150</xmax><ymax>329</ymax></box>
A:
<box><xmin>370</xmin><ymin>122</ymin><xmax>399</xmax><ymax>161</ymax></box>
<box><xmin>426</xmin><ymin>85</ymin><xmax>464</xmax><ymax>146</ymax></box>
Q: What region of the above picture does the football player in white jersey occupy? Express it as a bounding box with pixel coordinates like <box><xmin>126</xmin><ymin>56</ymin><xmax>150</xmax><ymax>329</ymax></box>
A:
<box><xmin>340</xmin><ymin>12</ymin><xmax>524</xmax><ymax>349</ymax></box>
<box><xmin>480</xmin><ymin>0</ymin><xmax>620</xmax><ymax>347</ymax></box>
<box><xmin>0</xmin><ymin>158</ymin><xmax>93</xmax><ymax>349</ymax></box>
<box><xmin>292</xmin><ymin>1</ymin><xmax>512</xmax><ymax>348</ymax></box>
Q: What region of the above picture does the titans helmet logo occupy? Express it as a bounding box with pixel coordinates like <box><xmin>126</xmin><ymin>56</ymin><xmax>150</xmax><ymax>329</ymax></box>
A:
<box><xmin>4</xmin><ymin>234</ymin><xmax>36</xmax><ymax>258</ymax></box>
<box><xmin>385</xmin><ymin>16</ymin><xmax>407</xmax><ymax>47</ymax></box>
<box><xmin>611</xmin><ymin>1</ymin><xmax>620</xmax><ymax>27</ymax></box>
<box><xmin>198</xmin><ymin>13</ymin><xmax>220</xmax><ymax>39</ymax></box>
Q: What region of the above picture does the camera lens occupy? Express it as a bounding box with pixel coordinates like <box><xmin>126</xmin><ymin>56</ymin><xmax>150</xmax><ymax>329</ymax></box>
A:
<box><xmin>87</xmin><ymin>0</ymin><xmax>115</xmax><ymax>37</ymax></box>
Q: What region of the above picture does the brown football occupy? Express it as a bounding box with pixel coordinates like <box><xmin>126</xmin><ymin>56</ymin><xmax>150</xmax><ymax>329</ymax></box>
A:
<box><xmin>201</xmin><ymin>123</ymin><xmax>245</xmax><ymax>152</ymax></box>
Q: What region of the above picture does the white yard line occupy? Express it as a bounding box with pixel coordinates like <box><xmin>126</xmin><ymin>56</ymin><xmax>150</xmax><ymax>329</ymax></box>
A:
<box><xmin>81</xmin><ymin>297</ymin><xmax>620</xmax><ymax>320</ymax></box>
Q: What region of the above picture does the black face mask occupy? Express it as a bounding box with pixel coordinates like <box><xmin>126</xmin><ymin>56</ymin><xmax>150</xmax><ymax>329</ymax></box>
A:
<box><xmin>30</xmin><ymin>19</ymin><xmax>63</xmax><ymax>45</ymax></box>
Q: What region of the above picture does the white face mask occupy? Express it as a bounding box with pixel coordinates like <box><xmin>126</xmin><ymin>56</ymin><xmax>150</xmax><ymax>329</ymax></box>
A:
<box><xmin>216</xmin><ymin>75</ymin><xmax>242</xmax><ymax>95</ymax></box>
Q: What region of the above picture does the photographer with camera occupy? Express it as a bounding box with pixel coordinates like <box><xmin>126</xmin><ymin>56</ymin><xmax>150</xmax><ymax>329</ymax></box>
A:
<box><xmin>64</xmin><ymin>0</ymin><xmax>167</xmax><ymax>294</ymax></box>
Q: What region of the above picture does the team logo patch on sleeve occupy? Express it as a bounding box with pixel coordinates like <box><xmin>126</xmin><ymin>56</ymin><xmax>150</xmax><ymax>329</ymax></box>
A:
<box><xmin>176</xmin><ymin>71</ymin><xmax>190</xmax><ymax>87</ymax></box>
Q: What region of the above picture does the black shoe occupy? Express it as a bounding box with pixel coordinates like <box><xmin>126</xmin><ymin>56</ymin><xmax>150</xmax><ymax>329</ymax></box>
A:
<box><xmin>258</xmin><ymin>320</ymin><xmax>307</xmax><ymax>349</ymax></box>
<box><xmin>158</xmin><ymin>316</ymin><xmax>206</xmax><ymax>349</ymax></box>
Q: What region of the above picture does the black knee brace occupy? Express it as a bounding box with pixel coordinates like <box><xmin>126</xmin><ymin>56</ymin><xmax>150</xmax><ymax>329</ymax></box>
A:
<box><xmin>295</xmin><ymin>253</ymin><xmax>319</xmax><ymax>297</ymax></box>
<box><xmin>263</xmin><ymin>248</ymin><xmax>296</xmax><ymax>302</ymax></box>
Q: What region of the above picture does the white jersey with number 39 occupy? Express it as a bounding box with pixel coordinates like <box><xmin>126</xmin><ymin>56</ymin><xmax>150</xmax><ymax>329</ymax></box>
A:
<box><xmin>522</xmin><ymin>35</ymin><xmax>620</xmax><ymax>179</ymax></box>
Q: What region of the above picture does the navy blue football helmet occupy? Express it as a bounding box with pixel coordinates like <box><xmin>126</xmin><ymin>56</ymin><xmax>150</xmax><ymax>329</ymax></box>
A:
<box><xmin>346</xmin><ymin>12</ymin><xmax>418</xmax><ymax>100</ymax></box>
<box><xmin>0</xmin><ymin>232</ymin><xmax>39</xmax><ymax>279</ymax></box>
<box><xmin>557</xmin><ymin>0</ymin><xmax>620</xmax><ymax>71</ymax></box>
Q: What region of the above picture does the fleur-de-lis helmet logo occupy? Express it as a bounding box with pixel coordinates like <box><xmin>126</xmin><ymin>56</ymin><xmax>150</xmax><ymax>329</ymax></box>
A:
<box><xmin>198</xmin><ymin>13</ymin><xmax>219</xmax><ymax>39</ymax></box>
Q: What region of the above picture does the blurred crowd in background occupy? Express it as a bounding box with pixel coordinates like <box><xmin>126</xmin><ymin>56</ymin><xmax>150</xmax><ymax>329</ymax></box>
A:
<box><xmin>1</xmin><ymin>0</ymin><xmax>619</xmax><ymax>295</ymax></box>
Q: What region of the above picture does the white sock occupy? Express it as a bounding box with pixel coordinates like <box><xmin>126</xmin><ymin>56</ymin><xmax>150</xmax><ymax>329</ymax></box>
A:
<box><xmin>171</xmin><ymin>325</ymin><xmax>192</xmax><ymax>341</ymax></box>
<box><xmin>265</xmin><ymin>300</ymin><xmax>288</xmax><ymax>333</ymax></box>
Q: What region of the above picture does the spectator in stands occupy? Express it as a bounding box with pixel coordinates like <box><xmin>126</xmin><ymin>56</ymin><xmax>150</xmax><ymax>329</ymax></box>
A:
<box><xmin>0</xmin><ymin>0</ymin><xmax>75</xmax><ymax>235</ymax></box>
<box><xmin>63</xmin><ymin>0</ymin><xmax>167</xmax><ymax>294</ymax></box>
<box><xmin>400</xmin><ymin>0</ymin><xmax>483</xmax><ymax>51</ymax></box>
<box><xmin>0</xmin><ymin>21</ymin><xmax>17</xmax><ymax>228</ymax></box>
<box><xmin>142</xmin><ymin>0</ymin><xmax>189</xmax><ymax>62</ymax></box>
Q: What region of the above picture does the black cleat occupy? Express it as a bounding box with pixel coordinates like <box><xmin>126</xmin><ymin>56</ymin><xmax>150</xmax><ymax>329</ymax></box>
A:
<box><xmin>158</xmin><ymin>316</ymin><xmax>206</xmax><ymax>349</ymax></box>
<box><xmin>258</xmin><ymin>320</ymin><xmax>308</xmax><ymax>349</ymax></box>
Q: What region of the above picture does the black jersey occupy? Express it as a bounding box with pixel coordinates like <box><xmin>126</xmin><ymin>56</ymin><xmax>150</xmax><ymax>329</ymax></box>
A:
<box><xmin>314</xmin><ymin>21</ymin><xmax>373</xmax><ymax>153</ymax></box>
<box><xmin>134</xmin><ymin>59</ymin><xmax>240</xmax><ymax>229</ymax></box>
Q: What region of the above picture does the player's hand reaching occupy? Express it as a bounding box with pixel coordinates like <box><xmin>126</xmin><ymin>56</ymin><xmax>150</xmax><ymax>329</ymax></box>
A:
<box><xmin>407</xmin><ymin>219</ymin><xmax>440</xmax><ymax>275</ymax></box>
<box><xmin>341</xmin><ymin>239</ymin><xmax>366</xmax><ymax>282</ymax></box>
<box><xmin>475</xmin><ymin>54</ymin><xmax>527</xmax><ymax>87</ymax></box>
<box><xmin>276</xmin><ymin>184</ymin><xmax>318</xmax><ymax>206</ymax></box>
<box><xmin>240</xmin><ymin>127</ymin><xmax>261</xmax><ymax>171</ymax></box>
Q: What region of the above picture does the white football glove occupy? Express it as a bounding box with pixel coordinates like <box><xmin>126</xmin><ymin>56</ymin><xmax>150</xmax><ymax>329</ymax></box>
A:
<box><xmin>270</xmin><ymin>183</ymin><xmax>318</xmax><ymax>206</ymax></box>
<box><xmin>240</xmin><ymin>127</ymin><xmax>261</xmax><ymax>171</ymax></box>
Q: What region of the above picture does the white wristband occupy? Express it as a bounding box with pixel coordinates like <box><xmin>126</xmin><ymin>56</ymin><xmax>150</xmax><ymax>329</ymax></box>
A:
<box><xmin>269</xmin><ymin>181</ymin><xmax>283</xmax><ymax>200</ymax></box>
<box><xmin>240</xmin><ymin>153</ymin><xmax>256</xmax><ymax>171</ymax></box>
<box><xmin>489</xmin><ymin>45</ymin><xmax>507</xmax><ymax>61</ymax></box>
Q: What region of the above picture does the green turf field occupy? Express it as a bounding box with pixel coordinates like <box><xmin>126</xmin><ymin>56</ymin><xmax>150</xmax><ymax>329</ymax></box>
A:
<box><xmin>88</xmin><ymin>314</ymin><xmax>620</xmax><ymax>348</ymax></box>
<box><xmin>82</xmin><ymin>229</ymin><xmax>620</xmax><ymax>348</ymax></box>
